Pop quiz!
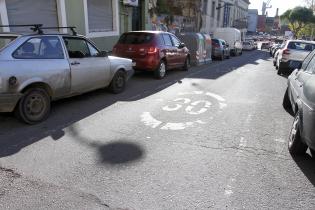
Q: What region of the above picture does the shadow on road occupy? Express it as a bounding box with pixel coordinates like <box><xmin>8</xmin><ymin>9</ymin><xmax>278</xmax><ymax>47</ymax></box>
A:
<box><xmin>292</xmin><ymin>153</ymin><xmax>315</xmax><ymax>187</ymax></box>
<box><xmin>0</xmin><ymin>50</ymin><xmax>270</xmax><ymax>159</ymax></box>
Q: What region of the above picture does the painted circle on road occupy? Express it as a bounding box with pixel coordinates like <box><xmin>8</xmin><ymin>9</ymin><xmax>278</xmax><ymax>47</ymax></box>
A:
<box><xmin>141</xmin><ymin>91</ymin><xmax>227</xmax><ymax>130</ymax></box>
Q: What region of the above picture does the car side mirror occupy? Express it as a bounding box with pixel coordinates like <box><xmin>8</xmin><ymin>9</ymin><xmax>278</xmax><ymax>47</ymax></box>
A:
<box><xmin>179</xmin><ymin>43</ymin><xmax>186</xmax><ymax>49</ymax></box>
<box><xmin>98</xmin><ymin>51</ymin><xmax>108</xmax><ymax>57</ymax></box>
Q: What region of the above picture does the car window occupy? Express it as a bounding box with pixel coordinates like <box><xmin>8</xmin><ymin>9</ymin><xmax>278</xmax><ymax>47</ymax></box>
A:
<box><xmin>13</xmin><ymin>36</ymin><xmax>64</xmax><ymax>59</ymax></box>
<box><xmin>304</xmin><ymin>52</ymin><xmax>315</xmax><ymax>74</ymax></box>
<box><xmin>288</xmin><ymin>42</ymin><xmax>315</xmax><ymax>51</ymax></box>
<box><xmin>87</xmin><ymin>42</ymin><xmax>99</xmax><ymax>57</ymax></box>
<box><xmin>63</xmin><ymin>37</ymin><xmax>90</xmax><ymax>58</ymax></box>
<box><xmin>301</xmin><ymin>50</ymin><xmax>315</xmax><ymax>70</ymax></box>
<box><xmin>118</xmin><ymin>33</ymin><xmax>153</xmax><ymax>45</ymax></box>
<box><xmin>162</xmin><ymin>34</ymin><xmax>173</xmax><ymax>46</ymax></box>
<box><xmin>171</xmin><ymin>35</ymin><xmax>181</xmax><ymax>47</ymax></box>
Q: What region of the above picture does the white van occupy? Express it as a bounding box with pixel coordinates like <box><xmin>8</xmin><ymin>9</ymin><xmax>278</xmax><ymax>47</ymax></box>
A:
<box><xmin>214</xmin><ymin>28</ymin><xmax>243</xmax><ymax>56</ymax></box>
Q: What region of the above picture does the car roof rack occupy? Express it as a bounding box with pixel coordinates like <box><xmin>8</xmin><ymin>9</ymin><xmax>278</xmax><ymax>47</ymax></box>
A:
<box><xmin>0</xmin><ymin>25</ymin><xmax>77</xmax><ymax>35</ymax></box>
<box><xmin>0</xmin><ymin>24</ymin><xmax>43</xmax><ymax>34</ymax></box>
<box><xmin>40</xmin><ymin>27</ymin><xmax>77</xmax><ymax>36</ymax></box>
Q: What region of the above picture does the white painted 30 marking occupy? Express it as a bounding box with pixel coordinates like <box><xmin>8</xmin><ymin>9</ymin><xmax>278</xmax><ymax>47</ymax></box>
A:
<box><xmin>141</xmin><ymin>91</ymin><xmax>227</xmax><ymax>130</ymax></box>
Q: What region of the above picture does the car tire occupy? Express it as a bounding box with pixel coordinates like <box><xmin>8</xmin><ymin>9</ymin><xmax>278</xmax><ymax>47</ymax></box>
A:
<box><xmin>220</xmin><ymin>53</ymin><xmax>224</xmax><ymax>61</ymax></box>
<box><xmin>109</xmin><ymin>70</ymin><xmax>126</xmax><ymax>94</ymax></box>
<box><xmin>283</xmin><ymin>88</ymin><xmax>292</xmax><ymax>111</ymax></box>
<box><xmin>15</xmin><ymin>88</ymin><xmax>51</xmax><ymax>124</ymax></box>
<box><xmin>182</xmin><ymin>56</ymin><xmax>190</xmax><ymax>71</ymax></box>
<box><xmin>155</xmin><ymin>60</ymin><xmax>166</xmax><ymax>79</ymax></box>
<box><xmin>288</xmin><ymin>111</ymin><xmax>308</xmax><ymax>155</ymax></box>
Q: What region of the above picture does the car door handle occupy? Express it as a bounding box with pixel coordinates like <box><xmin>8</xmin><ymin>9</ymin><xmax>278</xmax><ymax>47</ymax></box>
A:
<box><xmin>71</xmin><ymin>61</ymin><xmax>80</xmax><ymax>66</ymax></box>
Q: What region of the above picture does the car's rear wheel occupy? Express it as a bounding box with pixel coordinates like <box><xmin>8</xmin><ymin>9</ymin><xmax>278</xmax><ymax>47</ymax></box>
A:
<box><xmin>182</xmin><ymin>56</ymin><xmax>190</xmax><ymax>71</ymax></box>
<box><xmin>155</xmin><ymin>60</ymin><xmax>166</xmax><ymax>79</ymax></box>
<box><xmin>15</xmin><ymin>88</ymin><xmax>51</xmax><ymax>124</ymax></box>
<box><xmin>109</xmin><ymin>70</ymin><xmax>126</xmax><ymax>94</ymax></box>
<box><xmin>288</xmin><ymin>112</ymin><xmax>308</xmax><ymax>155</ymax></box>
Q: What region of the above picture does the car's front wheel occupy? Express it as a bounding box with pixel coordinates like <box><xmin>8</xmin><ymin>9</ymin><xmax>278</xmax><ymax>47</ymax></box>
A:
<box><xmin>288</xmin><ymin>112</ymin><xmax>308</xmax><ymax>155</ymax></box>
<box><xmin>109</xmin><ymin>70</ymin><xmax>126</xmax><ymax>94</ymax></box>
<box><xmin>154</xmin><ymin>60</ymin><xmax>166</xmax><ymax>79</ymax></box>
<box><xmin>15</xmin><ymin>88</ymin><xmax>51</xmax><ymax>124</ymax></box>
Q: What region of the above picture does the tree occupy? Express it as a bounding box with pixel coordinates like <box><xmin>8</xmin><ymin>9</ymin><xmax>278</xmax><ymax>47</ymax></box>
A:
<box><xmin>281</xmin><ymin>7</ymin><xmax>315</xmax><ymax>37</ymax></box>
<box><xmin>304</xmin><ymin>0</ymin><xmax>315</xmax><ymax>11</ymax></box>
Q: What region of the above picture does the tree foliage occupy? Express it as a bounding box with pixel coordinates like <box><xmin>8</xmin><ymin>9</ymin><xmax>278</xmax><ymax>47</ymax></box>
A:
<box><xmin>281</xmin><ymin>7</ymin><xmax>315</xmax><ymax>37</ymax></box>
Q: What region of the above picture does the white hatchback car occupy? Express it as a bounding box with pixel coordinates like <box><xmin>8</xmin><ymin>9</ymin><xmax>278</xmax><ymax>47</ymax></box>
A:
<box><xmin>276</xmin><ymin>40</ymin><xmax>315</xmax><ymax>75</ymax></box>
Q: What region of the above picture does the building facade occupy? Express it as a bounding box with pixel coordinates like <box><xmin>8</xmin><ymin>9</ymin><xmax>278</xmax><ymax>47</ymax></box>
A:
<box><xmin>199</xmin><ymin>0</ymin><xmax>249</xmax><ymax>38</ymax></box>
<box><xmin>247</xmin><ymin>9</ymin><xmax>258</xmax><ymax>34</ymax></box>
<box><xmin>0</xmin><ymin>0</ymin><xmax>149</xmax><ymax>50</ymax></box>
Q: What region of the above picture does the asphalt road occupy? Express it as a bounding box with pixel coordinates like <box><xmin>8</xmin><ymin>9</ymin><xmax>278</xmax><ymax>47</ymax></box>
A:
<box><xmin>1</xmin><ymin>50</ymin><xmax>315</xmax><ymax>210</ymax></box>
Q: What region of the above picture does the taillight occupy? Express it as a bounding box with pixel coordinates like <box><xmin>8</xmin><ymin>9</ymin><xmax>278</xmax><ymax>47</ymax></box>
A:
<box><xmin>283</xmin><ymin>49</ymin><xmax>290</xmax><ymax>55</ymax></box>
<box><xmin>147</xmin><ymin>47</ymin><xmax>158</xmax><ymax>54</ymax></box>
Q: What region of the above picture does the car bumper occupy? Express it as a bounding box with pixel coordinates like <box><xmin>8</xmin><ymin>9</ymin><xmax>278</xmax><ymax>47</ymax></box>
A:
<box><xmin>0</xmin><ymin>93</ymin><xmax>22</xmax><ymax>112</ymax></box>
<box><xmin>132</xmin><ymin>56</ymin><xmax>160</xmax><ymax>71</ymax></box>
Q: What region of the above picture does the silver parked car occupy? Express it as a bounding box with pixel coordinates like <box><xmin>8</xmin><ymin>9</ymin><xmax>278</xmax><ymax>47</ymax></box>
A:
<box><xmin>276</xmin><ymin>40</ymin><xmax>315</xmax><ymax>75</ymax></box>
<box><xmin>0</xmin><ymin>26</ymin><xmax>134</xmax><ymax>124</ymax></box>
<box><xmin>284</xmin><ymin>49</ymin><xmax>315</xmax><ymax>155</ymax></box>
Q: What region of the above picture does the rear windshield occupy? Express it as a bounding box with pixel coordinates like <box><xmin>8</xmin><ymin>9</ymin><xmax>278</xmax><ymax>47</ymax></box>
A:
<box><xmin>118</xmin><ymin>33</ymin><xmax>154</xmax><ymax>45</ymax></box>
<box><xmin>212</xmin><ymin>39</ymin><xmax>219</xmax><ymax>44</ymax></box>
<box><xmin>287</xmin><ymin>42</ymin><xmax>315</xmax><ymax>51</ymax></box>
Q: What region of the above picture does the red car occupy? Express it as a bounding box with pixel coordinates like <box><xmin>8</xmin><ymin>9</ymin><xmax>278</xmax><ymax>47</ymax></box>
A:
<box><xmin>113</xmin><ymin>31</ymin><xmax>190</xmax><ymax>79</ymax></box>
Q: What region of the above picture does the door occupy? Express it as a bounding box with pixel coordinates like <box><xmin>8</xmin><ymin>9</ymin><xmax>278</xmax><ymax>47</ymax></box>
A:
<box><xmin>161</xmin><ymin>34</ymin><xmax>177</xmax><ymax>69</ymax></box>
<box><xmin>63</xmin><ymin>37</ymin><xmax>110</xmax><ymax>94</ymax></box>
<box><xmin>170</xmin><ymin>34</ymin><xmax>186</xmax><ymax>66</ymax></box>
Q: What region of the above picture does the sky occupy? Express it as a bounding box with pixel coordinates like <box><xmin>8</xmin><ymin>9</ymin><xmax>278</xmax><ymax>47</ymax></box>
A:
<box><xmin>249</xmin><ymin>0</ymin><xmax>307</xmax><ymax>17</ymax></box>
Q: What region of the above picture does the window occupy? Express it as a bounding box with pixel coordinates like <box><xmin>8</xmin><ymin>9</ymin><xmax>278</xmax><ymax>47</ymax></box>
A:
<box><xmin>63</xmin><ymin>37</ymin><xmax>90</xmax><ymax>58</ymax></box>
<box><xmin>13</xmin><ymin>36</ymin><xmax>64</xmax><ymax>59</ymax></box>
<box><xmin>202</xmin><ymin>0</ymin><xmax>208</xmax><ymax>15</ymax></box>
<box><xmin>288</xmin><ymin>42</ymin><xmax>315</xmax><ymax>51</ymax></box>
<box><xmin>84</xmin><ymin>0</ymin><xmax>119</xmax><ymax>37</ymax></box>
<box><xmin>162</xmin><ymin>34</ymin><xmax>172</xmax><ymax>46</ymax></box>
<box><xmin>171</xmin><ymin>35</ymin><xmax>181</xmax><ymax>48</ymax></box>
<box><xmin>6</xmin><ymin>0</ymin><xmax>59</xmax><ymax>33</ymax></box>
<box><xmin>87</xmin><ymin>42</ymin><xmax>99</xmax><ymax>57</ymax></box>
<box><xmin>87</xmin><ymin>0</ymin><xmax>113</xmax><ymax>33</ymax></box>
<box><xmin>301</xmin><ymin>50</ymin><xmax>315</xmax><ymax>70</ymax></box>
<box><xmin>211</xmin><ymin>1</ymin><xmax>216</xmax><ymax>18</ymax></box>
<box><xmin>305</xmin><ymin>54</ymin><xmax>315</xmax><ymax>74</ymax></box>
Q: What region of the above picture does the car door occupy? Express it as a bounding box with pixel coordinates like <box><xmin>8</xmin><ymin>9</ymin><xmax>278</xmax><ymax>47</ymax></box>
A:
<box><xmin>63</xmin><ymin>37</ymin><xmax>110</xmax><ymax>94</ymax></box>
<box><xmin>290</xmin><ymin>50</ymin><xmax>315</xmax><ymax>104</ymax></box>
<box><xmin>161</xmin><ymin>34</ymin><xmax>176</xmax><ymax>69</ymax></box>
<box><xmin>170</xmin><ymin>34</ymin><xmax>186</xmax><ymax>67</ymax></box>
